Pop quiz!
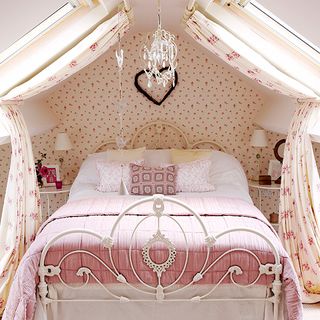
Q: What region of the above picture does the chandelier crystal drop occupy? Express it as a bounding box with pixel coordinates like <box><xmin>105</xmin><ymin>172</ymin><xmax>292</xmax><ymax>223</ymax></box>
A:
<box><xmin>140</xmin><ymin>0</ymin><xmax>178</xmax><ymax>88</ymax></box>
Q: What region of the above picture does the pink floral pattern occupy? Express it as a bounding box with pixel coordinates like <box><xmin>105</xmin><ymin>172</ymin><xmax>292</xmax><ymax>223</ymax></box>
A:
<box><xmin>226</xmin><ymin>51</ymin><xmax>240</xmax><ymax>61</ymax></box>
<box><xmin>90</xmin><ymin>42</ymin><xmax>98</xmax><ymax>51</ymax></box>
<box><xmin>0</xmin><ymin>105</ymin><xmax>41</xmax><ymax>315</ymax></box>
<box><xmin>280</xmin><ymin>101</ymin><xmax>320</xmax><ymax>303</ymax></box>
<box><xmin>185</xmin><ymin>10</ymin><xmax>314</xmax><ymax>99</ymax></box>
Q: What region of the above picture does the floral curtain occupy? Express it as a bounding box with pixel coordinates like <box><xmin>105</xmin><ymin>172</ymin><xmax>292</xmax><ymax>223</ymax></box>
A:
<box><xmin>0</xmin><ymin>9</ymin><xmax>131</xmax><ymax>315</ymax></box>
<box><xmin>185</xmin><ymin>9</ymin><xmax>320</xmax><ymax>302</ymax></box>
<box><xmin>184</xmin><ymin>10</ymin><xmax>318</xmax><ymax>100</ymax></box>
<box><xmin>0</xmin><ymin>104</ymin><xmax>41</xmax><ymax>314</ymax></box>
<box><xmin>280</xmin><ymin>100</ymin><xmax>320</xmax><ymax>303</ymax></box>
<box><xmin>2</xmin><ymin>10</ymin><xmax>130</xmax><ymax>102</ymax></box>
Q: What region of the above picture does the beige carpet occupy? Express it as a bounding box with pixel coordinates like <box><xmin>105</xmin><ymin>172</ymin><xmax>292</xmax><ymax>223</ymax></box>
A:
<box><xmin>304</xmin><ymin>303</ymin><xmax>320</xmax><ymax>319</ymax></box>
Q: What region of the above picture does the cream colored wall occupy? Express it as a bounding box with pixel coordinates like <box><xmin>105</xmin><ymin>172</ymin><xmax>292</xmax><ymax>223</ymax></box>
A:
<box><xmin>0</xmin><ymin>32</ymin><xmax>286</xmax><ymax>217</ymax></box>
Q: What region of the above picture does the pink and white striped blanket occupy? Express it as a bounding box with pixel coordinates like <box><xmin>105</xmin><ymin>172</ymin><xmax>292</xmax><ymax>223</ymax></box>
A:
<box><xmin>3</xmin><ymin>196</ymin><xmax>302</xmax><ymax>320</ymax></box>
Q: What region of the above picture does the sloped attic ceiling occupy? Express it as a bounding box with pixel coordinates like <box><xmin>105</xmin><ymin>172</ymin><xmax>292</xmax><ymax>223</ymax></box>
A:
<box><xmin>257</xmin><ymin>0</ymin><xmax>320</xmax><ymax>49</ymax></box>
<box><xmin>0</xmin><ymin>0</ymin><xmax>319</xmax><ymax>143</ymax></box>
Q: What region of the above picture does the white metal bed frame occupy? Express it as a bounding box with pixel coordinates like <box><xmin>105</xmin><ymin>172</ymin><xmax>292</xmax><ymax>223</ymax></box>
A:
<box><xmin>38</xmin><ymin>195</ymin><xmax>282</xmax><ymax>320</ymax></box>
<box><xmin>93</xmin><ymin>120</ymin><xmax>227</xmax><ymax>153</ymax></box>
<box><xmin>37</xmin><ymin>120</ymin><xmax>282</xmax><ymax>319</ymax></box>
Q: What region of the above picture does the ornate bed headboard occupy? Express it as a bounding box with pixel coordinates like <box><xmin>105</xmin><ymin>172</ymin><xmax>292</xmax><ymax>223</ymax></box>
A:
<box><xmin>93</xmin><ymin>120</ymin><xmax>226</xmax><ymax>153</ymax></box>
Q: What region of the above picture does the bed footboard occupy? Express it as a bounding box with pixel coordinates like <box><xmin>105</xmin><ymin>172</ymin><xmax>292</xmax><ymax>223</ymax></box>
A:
<box><xmin>38</xmin><ymin>195</ymin><xmax>282</xmax><ymax>320</ymax></box>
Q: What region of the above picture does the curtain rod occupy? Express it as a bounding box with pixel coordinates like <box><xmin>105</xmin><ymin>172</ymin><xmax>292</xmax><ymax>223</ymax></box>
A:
<box><xmin>187</xmin><ymin>0</ymin><xmax>196</xmax><ymax>11</ymax></box>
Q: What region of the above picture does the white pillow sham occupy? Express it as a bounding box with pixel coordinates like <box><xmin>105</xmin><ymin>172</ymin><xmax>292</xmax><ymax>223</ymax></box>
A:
<box><xmin>96</xmin><ymin>160</ymin><xmax>143</xmax><ymax>192</ymax></box>
<box><xmin>143</xmin><ymin>149</ymin><xmax>171</xmax><ymax>166</ymax></box>
<box><xmin>176</xmin><ymin>159</ymin><xmax>215</xmax><ymax>192</ymax></box>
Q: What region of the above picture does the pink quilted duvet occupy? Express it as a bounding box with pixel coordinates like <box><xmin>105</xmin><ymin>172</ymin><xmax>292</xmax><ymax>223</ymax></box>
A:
<box><xmin>3</xmin><ymin>196</ymin><xmax>302</xmax><ymax>320</ymax></box>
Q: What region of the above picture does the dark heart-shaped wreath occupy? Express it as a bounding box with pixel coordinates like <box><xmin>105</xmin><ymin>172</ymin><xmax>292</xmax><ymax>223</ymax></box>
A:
<box><xmin>134</xmin><ymin>67</ymin><xmax>178</xmax><ymax>106</ymax></box>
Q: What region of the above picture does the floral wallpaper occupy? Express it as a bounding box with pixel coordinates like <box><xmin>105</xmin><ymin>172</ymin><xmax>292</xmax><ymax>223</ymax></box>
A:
<box><xmin>0</xmin><ymin>32</ymin><xmax>288</xmax><ymax>220</ymax></box>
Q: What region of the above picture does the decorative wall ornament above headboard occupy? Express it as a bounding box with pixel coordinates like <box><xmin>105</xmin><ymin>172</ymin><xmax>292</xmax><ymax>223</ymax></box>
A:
<box><xmin>93</xmin><ymin>120</ymin><xmax>227</xmax><ymax>153</ymax></box>
<box><xmin>134</xmin><ymin>68</ymin><xmax>178</xmax><ymax>105</ymax></box>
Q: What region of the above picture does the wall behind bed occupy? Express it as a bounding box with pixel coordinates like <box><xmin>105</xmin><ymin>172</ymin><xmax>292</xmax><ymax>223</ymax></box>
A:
<box><xmin>0</xmin><ymin>32</ymin><xmax>286</xmax><ymax>217</ymax></box>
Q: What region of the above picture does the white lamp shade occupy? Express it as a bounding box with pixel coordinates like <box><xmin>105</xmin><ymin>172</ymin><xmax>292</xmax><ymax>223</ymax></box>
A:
<box><xmin>250</xmin><ymin>129</ymin><xmax>268</xmax><ymax>148</ymax></box>
<box><xmin>55</xmin><ymin>133</ymin><xmax>73</xmax><ymax>151</ymax></box>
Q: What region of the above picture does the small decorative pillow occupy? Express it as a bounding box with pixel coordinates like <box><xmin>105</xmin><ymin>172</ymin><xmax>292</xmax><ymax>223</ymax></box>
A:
<box><xmin>130</xmin><ymin>163</ymin><xmax>177</xmax><ymax>195</ymax></box>
<box><xmin>96</xmin><ymin>160</ymin><xmax>143</xmax><ymax>192</ymax></box>
<box><xmin>176</xmin><ymin>159</ymin><xmax>215</xmax><ymax>192</ymax></box>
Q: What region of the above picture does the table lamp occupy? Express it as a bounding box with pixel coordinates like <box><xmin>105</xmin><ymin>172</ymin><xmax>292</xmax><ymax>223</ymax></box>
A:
<box><xmin>250</xmin><ymin>129</ymin><xmax>268</xmax><ymax>181</ymax></box>
<box><xmin>55</xmin><ymin>132</ymin><xmax>73</xmax><ymax>184</ymax></box>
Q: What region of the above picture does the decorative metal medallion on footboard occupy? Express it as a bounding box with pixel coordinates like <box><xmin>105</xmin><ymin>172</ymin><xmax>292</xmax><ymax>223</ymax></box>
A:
<box><xmin>38</xmin><ymin>195</ymin><xmax>282</xmax><ymax>320</ymax></box>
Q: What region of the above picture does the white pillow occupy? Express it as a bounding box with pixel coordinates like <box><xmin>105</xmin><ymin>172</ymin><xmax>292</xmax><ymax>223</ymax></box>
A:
<box><xmin>143</xmin><ymin>149</ymin><xmax>171</xmax><ymax>167</ymax></box>
<box><xmin>176</xmin><ymin>159</ymin><xmax>215</xmax><ymax>192</ymax></box>
<box><xmin>75</xmin><ymin>156</ymin><xmax>106</xmax><ymax>185</ymax></box>
<box><xmin>209</xmin><ymin>151</ymin><xmax>248</xmax><ymax>190</ymax></box>
<box><xmin>74</xmin><ymin>148</ymin><xmax>146</xmax><ymax>185</ymax></box>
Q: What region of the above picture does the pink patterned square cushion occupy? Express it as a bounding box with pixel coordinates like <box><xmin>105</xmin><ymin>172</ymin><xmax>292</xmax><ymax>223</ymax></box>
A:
<box><xmin>96</xmin><ymin>160</ymin><xmax>143</xmax><ymax>192</ymax></box>
<box><xmin>129</xmin><ymin>163</ymin><xmax>177</xmax><ymax>195</ymax></box>
<box><xmin>176</xmin><ymin>159</ymin><xmax>215</xmax><ymax>192</ymax></box>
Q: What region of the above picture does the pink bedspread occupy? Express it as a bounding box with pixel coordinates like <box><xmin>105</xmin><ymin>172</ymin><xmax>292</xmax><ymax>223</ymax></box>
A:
<box><xmin>3</xmin><ymin>196</ymin><xmax>302</xmax><ymax>320</ymax></box>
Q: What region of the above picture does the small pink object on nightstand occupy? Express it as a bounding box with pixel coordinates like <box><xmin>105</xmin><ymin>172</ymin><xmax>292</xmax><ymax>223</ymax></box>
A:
<box><xmin>55</xmin><ymin>181</ymin><xmax>62</xmax><ymax>189</ymax></box>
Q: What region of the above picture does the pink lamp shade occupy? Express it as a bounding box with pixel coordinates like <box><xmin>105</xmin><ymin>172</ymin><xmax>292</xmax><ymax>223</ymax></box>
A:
<box><xmin>250</xmin><ymin>129</ymin><xmax>268</xmax><ymax>148</ymax></box>
<box><xmin>55</xmin><ymin>133</ymin><xmax>73</xmax><ymax>151</ymax></box>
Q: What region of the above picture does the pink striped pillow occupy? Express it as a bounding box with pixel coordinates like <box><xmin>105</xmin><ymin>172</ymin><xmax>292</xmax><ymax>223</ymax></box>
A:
<box><xmin>129</xmin><ymin>163</ymin><xmax>177</xmax><ymax>195</ymax></box>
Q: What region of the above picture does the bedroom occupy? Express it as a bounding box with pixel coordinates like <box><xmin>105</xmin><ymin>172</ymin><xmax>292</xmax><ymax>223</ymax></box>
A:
<box><xmin>0</xmin><ymin>0</ymin><xmax>319</xmax><ymax>319</ymax></box>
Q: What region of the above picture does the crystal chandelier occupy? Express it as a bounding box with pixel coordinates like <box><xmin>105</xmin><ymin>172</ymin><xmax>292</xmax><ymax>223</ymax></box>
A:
<box><xmin>140</xmin><ymin>0</ymin><xmax>178</xmax><ymax>88</ymax></box>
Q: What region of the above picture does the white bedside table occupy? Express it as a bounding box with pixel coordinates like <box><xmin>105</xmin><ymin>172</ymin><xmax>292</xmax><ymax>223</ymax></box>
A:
<box><xmin>248</xmin><ymin>180</ymin><xmax>280</xmax><ymax>231</ymax></box>
<box><xmin>40</xmin><ymin>184</ymin><xmax>71</xmax><ymax>219</ymax></box>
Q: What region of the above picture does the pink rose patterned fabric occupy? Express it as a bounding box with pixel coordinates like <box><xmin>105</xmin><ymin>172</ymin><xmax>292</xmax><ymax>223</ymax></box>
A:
<box><xmin>130</xmin><ymin>163</ymin><xmax>177</xmax><ymax>195</ymax></box>
<box><xmin>0</xmin><ymin>105</ymin><xmax>41</xmax><ymax>315</ymax></box>
<box><xmin>280</xmin><ymin>100</ymin><xmax>320</xmax><ymax>303</ymax></box>
<box><xmin>176</xmin><ymin>159</ymin><xmax>215</xmax><ymax>192</ymax></box>
<box><xmin>185</xmin><ymin>10</ymin><xmax>316</xmax><ymax>99</ymax></box>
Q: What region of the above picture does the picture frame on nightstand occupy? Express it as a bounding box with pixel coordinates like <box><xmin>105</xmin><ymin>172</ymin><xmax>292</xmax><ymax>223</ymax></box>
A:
<box><xmin>43</xmin><ymin>164</ymin><xmax>60</xmax><ymax>187</ymax></box>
